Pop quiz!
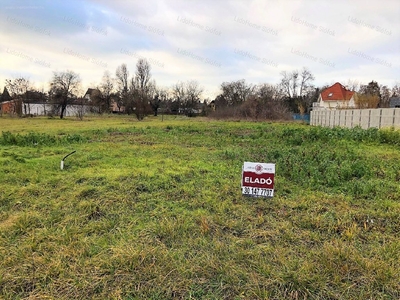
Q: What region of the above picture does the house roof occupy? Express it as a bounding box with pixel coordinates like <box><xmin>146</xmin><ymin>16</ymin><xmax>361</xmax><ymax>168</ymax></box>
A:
<box><xmin>84</xmin><ymin>88</ymin><xmax>101</xmax><ymax>97</ymax></box>
<box><xmin>24</xmin><ymin>91</ymin><xmax>47</xmax><ymax>102</ymax></box>
<box><xmin>1</xmin><ymin>87</ymin><xmax>11</xmax><ymax>102</ymax></box>
<box><xmin>321</xmin><ymin>82</ymin><xmax>355</xmax><ymax>101</ymax></box>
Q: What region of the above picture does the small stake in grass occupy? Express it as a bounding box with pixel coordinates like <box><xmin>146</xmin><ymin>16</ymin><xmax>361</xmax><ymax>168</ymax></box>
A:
<box><xmin>61</xmin><ymin>150</ymin><xmax>76</xmax><ymax>170</ymax></box>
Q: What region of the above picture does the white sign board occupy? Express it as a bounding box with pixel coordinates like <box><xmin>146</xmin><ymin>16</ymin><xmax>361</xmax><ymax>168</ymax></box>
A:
<box><xmin>242</xmin><ymin>162</ymin><xmax>275</xmax><ymax>197</ymax></box>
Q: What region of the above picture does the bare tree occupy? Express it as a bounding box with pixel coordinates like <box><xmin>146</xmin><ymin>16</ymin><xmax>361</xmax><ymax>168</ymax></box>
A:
<box><xmin>115</xmin><ymin>64</ymin><xmax>130</xmax><ymax>113</ymax></box>
<box><xmin>380</xmin><ymin>85</ymin><xmax>391</xmax><ymax>108</ymax></box>
<box><xmin>211</xmin><ymin>83</ymin><xmax>291</xmax><ymax>120</ymax></box>
<box><xmin>49</xmin><ymin>70</ymin><xmax>81</xmax><ymax>119</ymax></box>
<box><xmin>299</xmin><ymin>68</ymin><xmax>315</xmax><ymax>97</ymax></box>
<box><xmin>280</xmin><ymin>67</ymin><xmax>315</xmax><ymax>98</ymax></box>
<box><xmin>184</xmin><ymin>80</ymin><xmax>203</xmax><ymax>116</ymax></box>
<box><xmin>135</xmin><ymin>58</ymin><xmax>151</xmax><ymax>91</ymax></box>
<box><xmin>115</xmin><ymin>64</ymin><xmax>129</xmax><ymax>93</ymax></box>
<box><xmin>345</xmin><ymin>79</ymin><xmax>361</xmax><ymax>92</ymax></box>
<box><xmin>153</xmin><ymin>87</ymin><xmax>170</xmax><ymax>114</ymax></box>
<box><xmin>96</xmin><ymin>70</ymin><xmax>115</xmax><ymax>113</ymax></box>
<box><xmin>256</xmin><ymin>83</ymin><xmax>284</xmax><ymax>103</ymax></box>
<box><xmin>150</xmin><ymin>83</ymin><xmax>167</xmax><ymax>116</ymax></box>
<box><xmin>220</xmin><ymin>79</ymin><xmax>254</xmax><ymax>106</ymax></box>
<box><xmin>360</xmin><ymin>81</ymin><xmax>380</xmax><ymax>96</ymax></box>
<box><xmin>130</xmin><ymin>58</ymin><xmax>153</xmax><ymax>120</ymax></box>
<box><xmin>354</xmin><ymin>93</ymin><xmax>380</xmax><ymax>109</ymax></box>
<box><xmin>392</xmin><ymin>83</ymin><xmax>400</xmax><ymax>97</ymax></box>
<box><xmin>280</xmin><ymin>70</ymin><xmax>298</xmax><ymax>99</ymax></box>
<box><xmin>171</xmin><ymin>81</ymin><xmax>186</xmax><ymax>114</ymax></box>
<box><xmin>280</xmin><ymin>67</ymin><xmax>315</xmax><ymax>113</ymax></box>
<box><xmin>246</xmin><ymin>83</ymin><xmax>289</xmax><ymax>120</ymax></box>
<box><xmin>5</xmin><ymin>77</ymin><xmax>32</xmax><ymax>98</ymax></box>
<box><xmin>360</xmin><ymin>81</ymin><xmax>382</xmax><ymax>107</ymax></box>
<box><xmin>171</xmin><ymin>80</ymin><xmax>203</xmax><ymax>116</ymax></box>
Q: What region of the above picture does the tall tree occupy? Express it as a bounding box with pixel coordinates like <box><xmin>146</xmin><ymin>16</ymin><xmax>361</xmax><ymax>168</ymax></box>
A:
<box><xmin>299</xmin><ymin>68</ymin><xmax>315</xmax><ymax>97</ymax></box>
<box><xmin>115</xmin><ymin>64</ymin><xmax>130</xmax><ymax>113</ymax></box>
<box><xmin>392</xmin><ymin>83</ymin><xmax>400</xmax><ymax>97</ymax></box>
<box><xmin>345</xmin><ymin>79</ymin><xmax>361</xmax><ymax>92</ymax></box>
<box><xmin>354</xmin><ymin>93</ymin><xmax>380</xmax><ymax>109</ymax></box>
<box><xmin>220</xmin><ymin>79</ymin><xmax>253</xmax><ymax>106</ymax></box>
<box><xmin>360</xmin><ymin>81</ymin><xmax>380</xmax><ymax>96</ymax></box>
<box><xmin>130</xmin><ymin>58</ymin><xmax>153</xmax><ymax>120</ymax></box>
<box><xmin>380</xmin><ymin>85</ymin><xmax>391</xmax><ymax>108</ymax></box>
<box><xmin>49</xmin><ymin>70</ymin><xmax>81</xmax><ymax>119</ymax></box>
<box><xmin>360</xmin><ymin>81</ymin><xmax>381</xmax><ymax>107</ymax></box>
<box><xmin>171</xmin><ymin>81</ymin><xmax>186</xmax><ymax>114</ymax></box>
<box><xmin>280</xmin><ymin>67</ymin><xmax>315</xmax><ymax>113</ymax></box>
<box><xmin>280</xmin><ymin>70</ymin><xmax>298</xmax><ymax>99</ymax></box>
<box><xmin>150</xmin><ymin>85</ymin><xmax>168</xmax><ymax>116</ymax></box>
<box><xmin>242</xmin><ymin>83</ymin><xmax>289</xmax><ymax>120</ymax></box>
<box><xmin>184</xmin><ymin>80</ymin><xmax>203</xmax><ymax>116</ymax></box>
<box><xmin>135</xmin><ymin>58</ymin><xmax>151</xmax><ymax>90</ymax></box>
<box><xmin>115</xmin><ymin>64</ymin><xmax>129</xmax><ymax>93</ymax></box>
<box><xmin>256</xmin><ymin>83</ymin><xmax>284</xmax><ymax>102</ymax></box>
<box><xmin>171</xmin><ymin>80</ymin><xmax>203</xmax><ymax>116</ymax></box>
<box><xmin>96</xmin><ymin>70</ymin><xmax>115</xmax><ymax>113</ymax></box>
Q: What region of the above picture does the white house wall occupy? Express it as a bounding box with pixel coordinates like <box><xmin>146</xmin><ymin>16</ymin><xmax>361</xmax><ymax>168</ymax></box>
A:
<box><xmin>24</xmin><ymin>103</ymin><xmax>52</xmax><ymax>115</ymax></box>
<box><xmin>23</xmin><ymin>103</ymin><xmax>93</xmax><ymax>117</ymax></box>
<box><xmin>315</xmin><ymin>95</ymin><xmax>355</xmax><ymax>110</ymax></box>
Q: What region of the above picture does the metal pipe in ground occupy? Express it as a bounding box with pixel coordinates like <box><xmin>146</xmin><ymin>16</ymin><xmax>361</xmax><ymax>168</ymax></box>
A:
<box><xmin>60</xmin><ymin>150</ymin><xmax>76</xmax><ymax>170</ymax></box>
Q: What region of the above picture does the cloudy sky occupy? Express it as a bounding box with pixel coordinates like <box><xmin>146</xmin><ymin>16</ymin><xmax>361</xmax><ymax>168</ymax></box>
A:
<box><xmin>1</xmin><ymin>0</ymin><xmax>399</xmax><ymax>98</ymax></box>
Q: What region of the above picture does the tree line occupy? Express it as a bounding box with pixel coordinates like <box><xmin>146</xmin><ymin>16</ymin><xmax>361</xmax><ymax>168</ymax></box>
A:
<box><xmin>1</xmin><ymin>60</ymin><xmax>399</xmax><ymax>119</ymax></box>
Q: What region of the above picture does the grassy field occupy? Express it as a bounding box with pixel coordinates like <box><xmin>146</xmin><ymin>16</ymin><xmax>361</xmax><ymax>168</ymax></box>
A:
<box><xmin>0</xmin><ymin>115</ymin><xmax>399</xmax><ymax>299</ymax></box>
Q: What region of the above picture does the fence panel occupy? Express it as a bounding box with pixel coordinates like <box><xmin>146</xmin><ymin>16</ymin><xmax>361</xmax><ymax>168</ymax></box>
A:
<box><xmin>310</xmin><ymin>108</ymin><xmax>400</xmax><ymax>129</ymax></box>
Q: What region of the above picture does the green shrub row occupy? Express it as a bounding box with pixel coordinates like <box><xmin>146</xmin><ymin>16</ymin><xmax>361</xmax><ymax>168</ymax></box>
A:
<box><xmin>0</xmin><ymin>131</ymin><xmax>87</xmax><ymax>146</ymax></box>
<box><xmin>263</xmin><ymin>144</ymin><xmax>399</xmax><ymax>199</ymax></box>
<box><xmin>281</xmin><ymin>126</ymin><xmax>400</xmax><ymax>145</ymax></box>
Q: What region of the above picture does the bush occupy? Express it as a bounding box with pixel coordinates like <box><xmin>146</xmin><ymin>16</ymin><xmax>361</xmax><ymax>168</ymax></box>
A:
<box><xmin>209</xmin><ymin>99</ymin><xmax>291</xmax><ymax>121</ymax></box>
<box><xmin>279</xmin><ymin>126</ymin><xmax>400</xmax><ymax>146</ymax></box>
<box><xmin>379</xmin><ymin>127</ymin><xmax>400</xmax><ymax>145</ymax></box>
<box><xmin>0</xmin><ymin>131</ymin><xmax>87</xmax><ymax>146</ymax></box>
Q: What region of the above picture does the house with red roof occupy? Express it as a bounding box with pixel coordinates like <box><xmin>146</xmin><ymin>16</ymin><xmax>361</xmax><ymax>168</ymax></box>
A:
<box><xmin>313</xmin><ymin>82</ymin><xmax>356</xmax><ymax>110</ymax></box>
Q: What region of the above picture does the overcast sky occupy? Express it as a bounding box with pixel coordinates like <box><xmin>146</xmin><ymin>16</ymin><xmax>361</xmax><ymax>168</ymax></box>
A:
<box><xmin>1</xmin><ymin>0</ymin><xmax>399</xmax><ymax>98</ymax></box>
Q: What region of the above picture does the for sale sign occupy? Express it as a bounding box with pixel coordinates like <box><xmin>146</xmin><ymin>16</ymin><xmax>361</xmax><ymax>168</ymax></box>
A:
<box><xmin>242</xmin><ymin>162</ymin><xmax>275</xmax><ymax>197</ymax></box>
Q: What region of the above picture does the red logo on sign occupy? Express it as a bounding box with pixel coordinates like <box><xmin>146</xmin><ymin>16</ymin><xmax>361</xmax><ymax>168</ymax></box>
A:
<box><xmin>255</xmin><ymin>164</ymin><xmax>263</xmax><ymax>173</ymax></box>
<box><xmin>242</xmin><ymin>171</ymin><xmax>274</xmax><ymax>189</ymax></box>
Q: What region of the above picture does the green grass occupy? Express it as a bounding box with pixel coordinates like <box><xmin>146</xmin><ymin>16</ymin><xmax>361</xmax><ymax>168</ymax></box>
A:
<box><xmin>0</xmin><ymin>115</ymin><xmax>399</xmax><ymax>299</ymax></box>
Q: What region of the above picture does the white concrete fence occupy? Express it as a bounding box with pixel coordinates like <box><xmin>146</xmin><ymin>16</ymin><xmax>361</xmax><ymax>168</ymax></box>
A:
<box><xmin>310</xmin><ymin>108</ymin><xmax>400</xmax><ymax>129</ymax></box>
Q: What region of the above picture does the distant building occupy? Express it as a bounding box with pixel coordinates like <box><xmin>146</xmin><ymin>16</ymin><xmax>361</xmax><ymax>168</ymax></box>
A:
<box><xmin>0</xmin><ymin>89</ymin><xmax>97</xmax><ymax>117</ymax></box>
<box><xmin>0</xmin><ymin>87</ymin><xmax>11</xmax><ymax>102</ymax></box>
<box><xmin>84</xmin><ymin>88</ymin><xmax>101</xmax><ymax>102</ymax></box>
<box><xmin>389</xmin><ymin>97</ymin><xmax>400</xmax><ymax>108</ymax></box>
<box><xmin>312</xmin><ymin>82</ymin><xmax>355</xmax><ymax>110</ymax></box>
<box><xmin>0</xmin><ymin>87</ymin><xmax>22</xmax><ymax>115</ymax></box>
<box><xmin>0</xmin><ymin>100</ymin><xmax>19</xmax><ymax>115</ymax></box>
